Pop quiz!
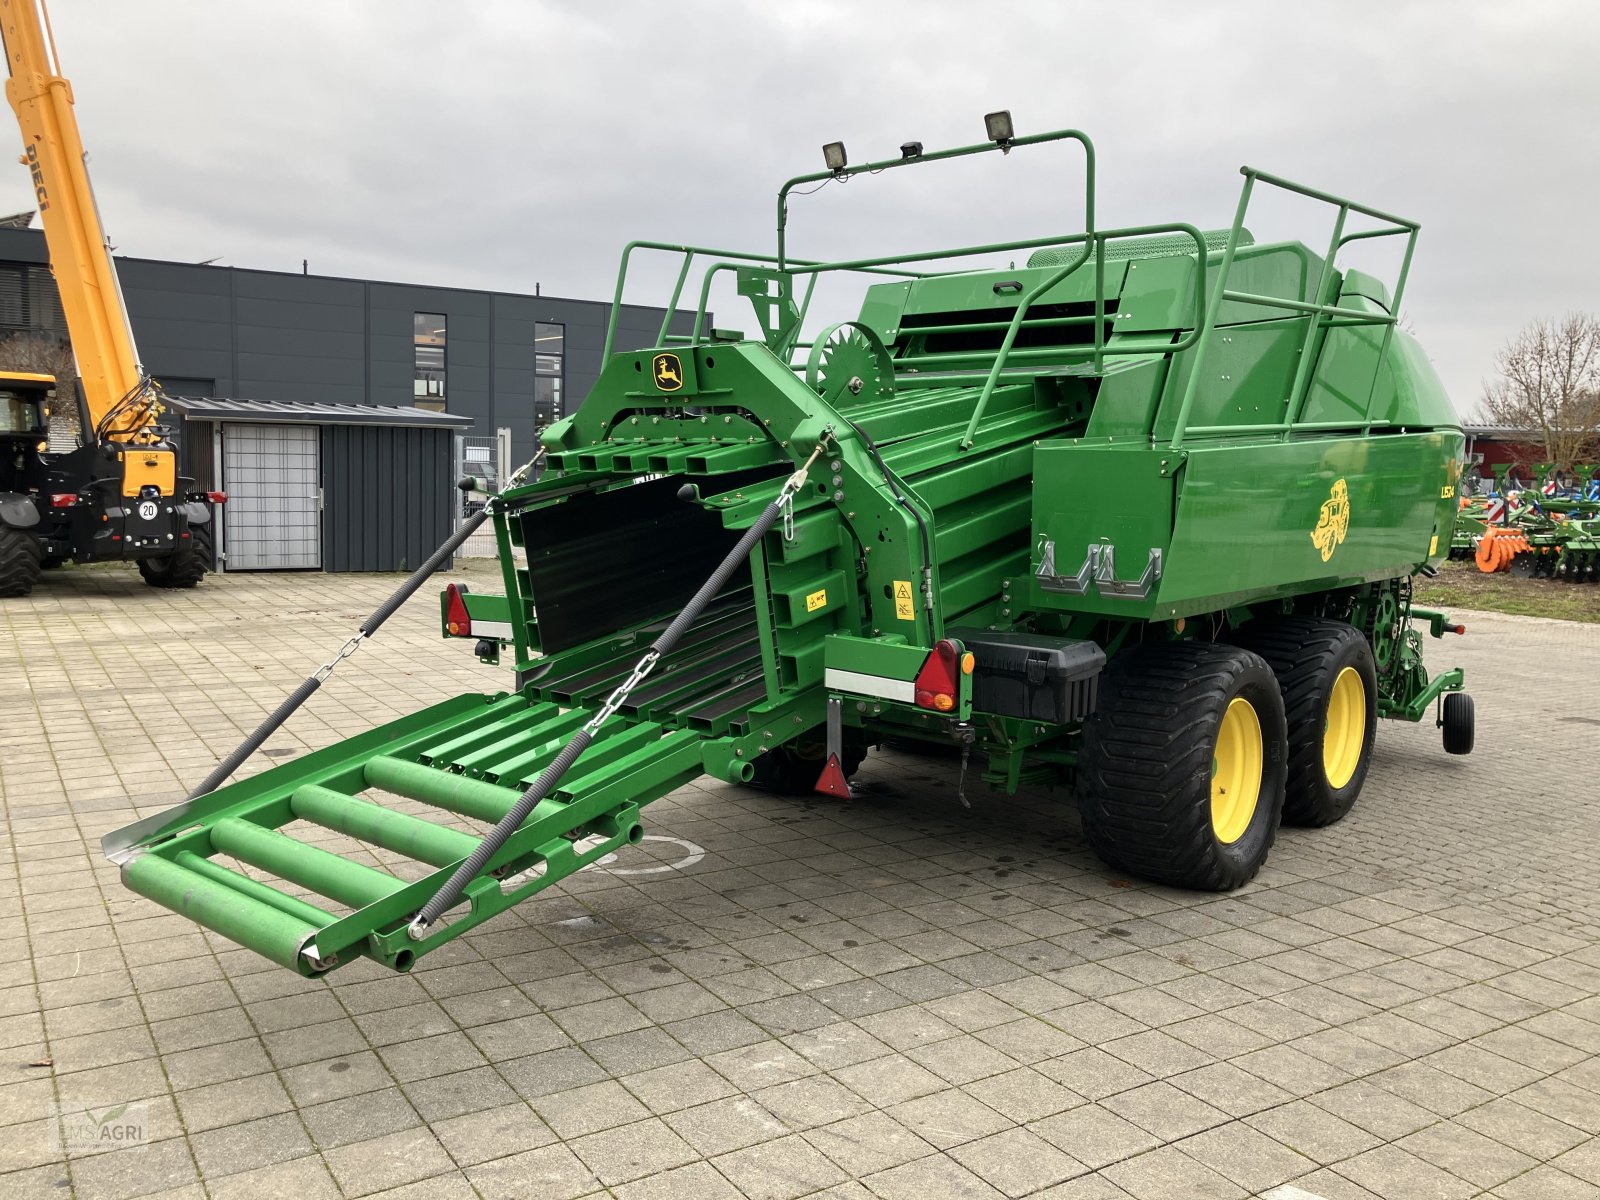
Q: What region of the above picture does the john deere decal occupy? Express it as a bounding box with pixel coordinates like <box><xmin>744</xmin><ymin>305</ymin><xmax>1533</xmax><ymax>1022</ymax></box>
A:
<box><xmin>652</xmin><ymin>353</ymin><xmax>684</xmax><ymax>392</ymax></box>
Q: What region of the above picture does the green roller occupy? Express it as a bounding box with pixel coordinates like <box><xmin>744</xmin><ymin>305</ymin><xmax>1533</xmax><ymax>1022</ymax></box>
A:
<box><xmin>122</xmin><ymin>852</ymin><xmax>321</xmax><ymax>973</ymax></box>
<box><xmin>210</xmin><ymin>817</ymin><xmax>405</xmax><ymax>909</ymax></box>
<box><xmin>174</xmin><ymin>850</ymin><xmax>334</xmax><ymax>927</ymax></box>
<box><xmin>291</xmin><ymin>784</ymin><xmax>479</xmax><ymax>868</ymax></box>
<box><xmin>363</xmin><ymin>756</ymin><xmax>521</xmax><ymax>822</ymax></box>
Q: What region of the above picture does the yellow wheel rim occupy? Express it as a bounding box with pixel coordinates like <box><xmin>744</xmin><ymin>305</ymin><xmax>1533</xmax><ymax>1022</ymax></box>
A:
<box><xmin>1211</xmin><ymin>697</ymin><xmax>1263</xmax><ymax>844</ymax></box>
<box><xmin>1322</xmin><ymin>666</ymin><xmax>1366</xmax><ymax>790</ymax></box>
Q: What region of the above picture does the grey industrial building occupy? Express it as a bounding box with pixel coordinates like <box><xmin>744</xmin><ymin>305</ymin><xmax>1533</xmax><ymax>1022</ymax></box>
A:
<box><xmin>0</xmin><ymin>227</ymin><xmax>683</xmax><ymax>571</ymax></box>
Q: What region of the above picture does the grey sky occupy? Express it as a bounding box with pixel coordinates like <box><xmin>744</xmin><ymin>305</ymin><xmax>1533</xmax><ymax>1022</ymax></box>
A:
<box><xmin>9</xmin><ymin>1</ymin><xmax>1599</xmax><ymax>416</ymax></box>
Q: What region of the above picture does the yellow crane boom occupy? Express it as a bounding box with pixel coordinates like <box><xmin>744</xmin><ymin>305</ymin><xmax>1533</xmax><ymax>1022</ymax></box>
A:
<box><xmin>0</xmin><ymin>0</ymin><xmax>164</xmax><ymax>468</ymax></box>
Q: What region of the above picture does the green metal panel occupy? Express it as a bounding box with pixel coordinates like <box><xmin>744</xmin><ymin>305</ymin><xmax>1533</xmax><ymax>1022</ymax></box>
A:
<box><xmin>1156</xmin><ymin>432</ymin><xmax>1463</xmax><ymax>616</ymax></box>
<box><xmin>1154</xmin><ymin>317</ymin><xmax>1308</xmax><ymax>443</ymax></box>
<box><xmin>1030</xmin><ymin>444</ymin><xmax>1176</xmax><ymax>620</ymax></box>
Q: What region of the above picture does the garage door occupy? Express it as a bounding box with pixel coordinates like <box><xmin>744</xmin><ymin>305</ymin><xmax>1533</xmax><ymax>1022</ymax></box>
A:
<box><xmin>222</xmin><ymin>422</ymin><xmax>321</xmax><ymax>570</ymax></box>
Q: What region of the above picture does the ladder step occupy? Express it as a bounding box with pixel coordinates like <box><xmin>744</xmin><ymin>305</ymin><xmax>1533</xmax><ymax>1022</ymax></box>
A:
<box><xmin>291</xmin><ymin>784</ymin><xmax>479</xmax><ymax>868</ymax></box>
<box><xmin>363</xmin><ymin>756</ymin><xmax>522</xmax><ymax>822</ymax></box>
<box><xmin>211</xmin><ymin>817</ymin><xmax>406</xmax><ymax>909</ymax></box>
<box><xmin>122</xmin><ymin>852</ymin><xmax>322</xmax><ymax>973</ymax></box>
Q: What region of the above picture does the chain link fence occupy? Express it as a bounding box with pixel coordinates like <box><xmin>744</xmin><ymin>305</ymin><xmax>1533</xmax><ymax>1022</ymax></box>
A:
<box><xmin>454</xmin><ymin>428</ymin><xmax>511</xmax><ymax>559</ymax></box>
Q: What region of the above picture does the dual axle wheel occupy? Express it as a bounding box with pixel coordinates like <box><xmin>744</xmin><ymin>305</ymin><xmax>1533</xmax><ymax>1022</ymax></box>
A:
<box><xmin>1077</xmin><ymin>619</ymin><xmax>1466</xmax><ymax>891</ymax></box>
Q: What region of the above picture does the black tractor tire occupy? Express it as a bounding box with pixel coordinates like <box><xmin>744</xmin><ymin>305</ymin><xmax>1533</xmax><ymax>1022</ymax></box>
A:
<box><xmin>137</xmin><ymin>525</ymin><xmax>209</xmax><ymax>589</ymax></box>
<box><xmin>1077</xmin><ymin>640</ymin><xmax>1288</xmax><ymax>891</ymax></box>
<box><xmin>1442</xmin><ymin>692</ymin><xmax>1475</xmax><ymax>755</ymax></box>
<box><xmin>1232</xmin><ymin>617</ymin><xmax>1378</xmax><ymax>827</ymax></box>
<box><xmin>750</xmin><ymin>733</ymin><xmax>868</xmax><ymax>795</ymax></box>
<box><xmin>0</xmin><ymin>527</ymin><xmax>42</xmax><ymax>597</ymax></box>
<box><xmin>191</xmin><ymin>522</ymin><xmax>216</xmax><ymax>571</ymax></box>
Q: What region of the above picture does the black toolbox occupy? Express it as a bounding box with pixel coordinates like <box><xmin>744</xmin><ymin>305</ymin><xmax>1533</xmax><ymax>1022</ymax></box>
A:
<box><xmin>949</xmin><ymin>628</ymin><xmax>1105</xmax><ymax>724</ymax></box>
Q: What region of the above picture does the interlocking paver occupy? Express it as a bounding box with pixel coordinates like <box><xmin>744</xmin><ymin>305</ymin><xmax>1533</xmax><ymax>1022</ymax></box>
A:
<box><xmin>4</xmin><ymin>572</ymin><xmax>1599</xmax><ymax>1199</ymax></box>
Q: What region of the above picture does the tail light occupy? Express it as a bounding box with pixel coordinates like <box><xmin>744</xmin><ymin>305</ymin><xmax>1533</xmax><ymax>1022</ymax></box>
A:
<box><xmin>914</xmin><ymin>639</ymin><xmax>970</xmax><ymax>712</ymax></box>
<box><xmin>206</xmin><ymin>491</ymin><xmax>227</xmax><ymax>504</ymax></box>
<box><xmin>444</xmin><ymin>583</ymin><xmax>471</xmax><ymax>636</ymax></box>
<box><xmin>50</xmin><ymin>493</ymin><xmax>76</xmax><ymax>507</ymax></box>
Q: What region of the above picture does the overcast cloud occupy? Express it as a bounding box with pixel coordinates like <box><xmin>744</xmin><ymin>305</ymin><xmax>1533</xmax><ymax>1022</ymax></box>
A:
<box><xmin>10</xmin><ymin>1</ymin><xmax>1600</xmax><ymax>416</ymax></box>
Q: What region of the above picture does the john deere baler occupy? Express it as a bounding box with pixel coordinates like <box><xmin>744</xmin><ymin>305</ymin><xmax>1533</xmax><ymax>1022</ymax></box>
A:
<box><xmin>105</xmin><ymin>124</ymin><xmax>1472</xmax><ymax>977</ymax></box>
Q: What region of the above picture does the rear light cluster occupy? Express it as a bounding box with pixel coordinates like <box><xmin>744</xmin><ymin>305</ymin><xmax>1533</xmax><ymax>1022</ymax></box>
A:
<box><xmin>206</xmin><ymin>491</ymin><xmax>227</xmax><ymax>504</ymax></box>
<box><xmin>50</xmin><ymin>493</ymin><xmax>76</xmax><ymax>507</ymax></box>
<box><xmin>444</xmin><ymin>583</ymin><xmax>472</xmax><ymax>636</ymax></box>
<box><xmin>913</xmin><ymin>639</ymin><xmax>975</xmax><ymax>712</ymax></box>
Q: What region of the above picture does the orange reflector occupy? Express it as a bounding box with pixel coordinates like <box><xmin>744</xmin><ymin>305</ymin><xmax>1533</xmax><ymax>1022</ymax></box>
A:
<box><xmin>960</xmin><ymin>652</ymin><xmax>975</xmax><ymax>675</ymax></box>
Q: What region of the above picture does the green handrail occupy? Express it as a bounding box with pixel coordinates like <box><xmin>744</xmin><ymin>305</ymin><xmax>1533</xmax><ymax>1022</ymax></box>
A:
<box><xmin>1167</xmin><ymin>167</ymin><xmax>1419</xmax><ymax>450</ymax></box>
<box><xmin>958</xmin><ymin>222</ymin><xmax>1210</xmax><ymax>450</ymax></box>
<box><xmin>776</xmin><ymin>129</ymin><xmax>1096</xmax><ymax>273</ymax></box>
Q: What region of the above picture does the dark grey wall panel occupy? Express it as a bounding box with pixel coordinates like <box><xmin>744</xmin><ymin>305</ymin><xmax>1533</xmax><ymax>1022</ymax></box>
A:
<box><xmin>321</xmin><ymin>423</ymin><xmax>455</xmax><ymax>572</ymax></box>
<box><xmin>0</xmin><ymin>227</ymin><xmax>705</xmax><ymax>513</ymax></box>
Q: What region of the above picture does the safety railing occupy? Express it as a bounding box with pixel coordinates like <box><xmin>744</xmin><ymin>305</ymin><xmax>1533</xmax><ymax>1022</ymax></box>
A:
<box><xmin>601</xmin><ymin>128</ymin><xmax>1104</xmax><ymax>384</ymax></box>
<box><xmin>1165</xmin><ymin>167</ymin><xmax>1418</xmax><ymax>450</ymax></box>
<box><xmin>599</xmin><ymin>131</ymin><xmax>1421</xmax><ymax>454</ymax></box>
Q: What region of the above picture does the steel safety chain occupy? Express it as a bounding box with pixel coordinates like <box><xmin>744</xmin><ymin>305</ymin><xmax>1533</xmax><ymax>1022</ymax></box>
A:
<box><xmin>582</xmin><ymin>650</ymin><xmax>661</xmax><ymax>734</ymax></box>
<box><xmin>312</xmin><ymin>633</ymin><xmax>368</xmax><ymax>683</ymax></box>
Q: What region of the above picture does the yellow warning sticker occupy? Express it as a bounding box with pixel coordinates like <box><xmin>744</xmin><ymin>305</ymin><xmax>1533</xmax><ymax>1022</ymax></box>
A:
<box><xmin>893</xmin><ymin>579</ymin><xmax>915</xmax><ymax>621</ymax></box>
<box><xmin>1428</xmin><ymin>534</ymin><xmax>1439</xmax><ymax>557</ymax></box>
<box><xmin>805</xmin><ymin>588</ymin><xmax>828</xmax><ymax>613</ymax></box>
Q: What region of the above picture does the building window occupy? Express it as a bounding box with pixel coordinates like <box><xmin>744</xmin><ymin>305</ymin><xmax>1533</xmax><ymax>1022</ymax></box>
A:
<box><xmin>414</xmin><ymin>312</ymin><xmax>446</xmax><ymax>411</ymax></box>
<box><xmin>534</xmin><ymin>321</ymin><xmax>564</xmax><ymax>432</ymax></box>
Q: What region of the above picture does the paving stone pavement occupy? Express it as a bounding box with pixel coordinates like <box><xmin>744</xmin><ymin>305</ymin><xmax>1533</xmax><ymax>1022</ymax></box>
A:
<box><xmin>1</xmin><ymin>563</ymin><xmax>1597</xmax><ymax>1200</ymax></box>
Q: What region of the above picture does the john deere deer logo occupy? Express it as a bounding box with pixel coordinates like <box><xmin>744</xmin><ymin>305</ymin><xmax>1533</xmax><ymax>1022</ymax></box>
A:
<box><xmin>652</xmin><ymin>353</ymin><xmax>684</xmax><ymax>392</ymax></box>
<box><xmin>1310</xmin><ymin>478</ymin><xmax>1350</xmax><ymax>562</ymax></box>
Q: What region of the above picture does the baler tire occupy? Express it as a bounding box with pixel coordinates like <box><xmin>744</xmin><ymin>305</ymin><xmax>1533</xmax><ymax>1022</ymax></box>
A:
<box><xmin>1232</xmin><ymin>618</ymin><xmax>1377</xmax><ymax>827</ymax></box>
<box><xmin>138</xmin><ymin>526</ymin><xmax>209</xmax><ymax>589</ymax></box>
<box><xmin>0</xmin><ymin>527</ymin><xmax>42</xmax><ymax>597</ymax></box>
<box><xmin>1442</xmin><ymin>692</ymin><xmax>1474</xmax><ymax>755</ymax></box>
<box><xmin>1077</xmin><ymin>641</ymin><xmax>1287</xmax><ymax>891</ymax></box>
<box><xmin>750</xmin><ymin>734</ymin><xmax>867</xmax><ymax>795</ymax></box>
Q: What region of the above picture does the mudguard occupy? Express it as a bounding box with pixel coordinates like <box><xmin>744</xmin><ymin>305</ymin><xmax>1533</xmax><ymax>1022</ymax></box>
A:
<box><xmin>0</xmin><ymin>493</ymin><xmax>40</xmax><ymax>529</ymax></box>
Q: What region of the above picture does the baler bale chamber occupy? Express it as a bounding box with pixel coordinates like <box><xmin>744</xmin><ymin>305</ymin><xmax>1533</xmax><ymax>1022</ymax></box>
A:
<box><xmin>105</xmin><ymin>123</ymin><xmax>1473</xmax><ymax>978</ymax></box>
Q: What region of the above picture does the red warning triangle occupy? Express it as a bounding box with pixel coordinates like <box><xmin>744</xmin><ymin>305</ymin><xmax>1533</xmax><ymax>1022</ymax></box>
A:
<box><xmin>814</xmin><ymin>753</ymin><xmax>852</xmax><ymax>798</ymax></box>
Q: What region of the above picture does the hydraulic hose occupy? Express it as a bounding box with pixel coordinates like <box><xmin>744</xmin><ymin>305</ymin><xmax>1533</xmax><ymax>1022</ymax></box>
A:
<box><xmin>408</xmin><ymin>434</ymin><xmax>833</xmax><ymax>939</ymax></box>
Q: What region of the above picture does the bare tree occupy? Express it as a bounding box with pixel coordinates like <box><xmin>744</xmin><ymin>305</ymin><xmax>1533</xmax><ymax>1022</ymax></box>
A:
<box><xmin>0</xmin><ymin>330</ymin><xmax>79</xmax><ymax>446</ymax></box>
<box><xmin>1480</xmin><ymin>313</ymin><xmax>1600</xmax><ymax>469</ymax></box>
